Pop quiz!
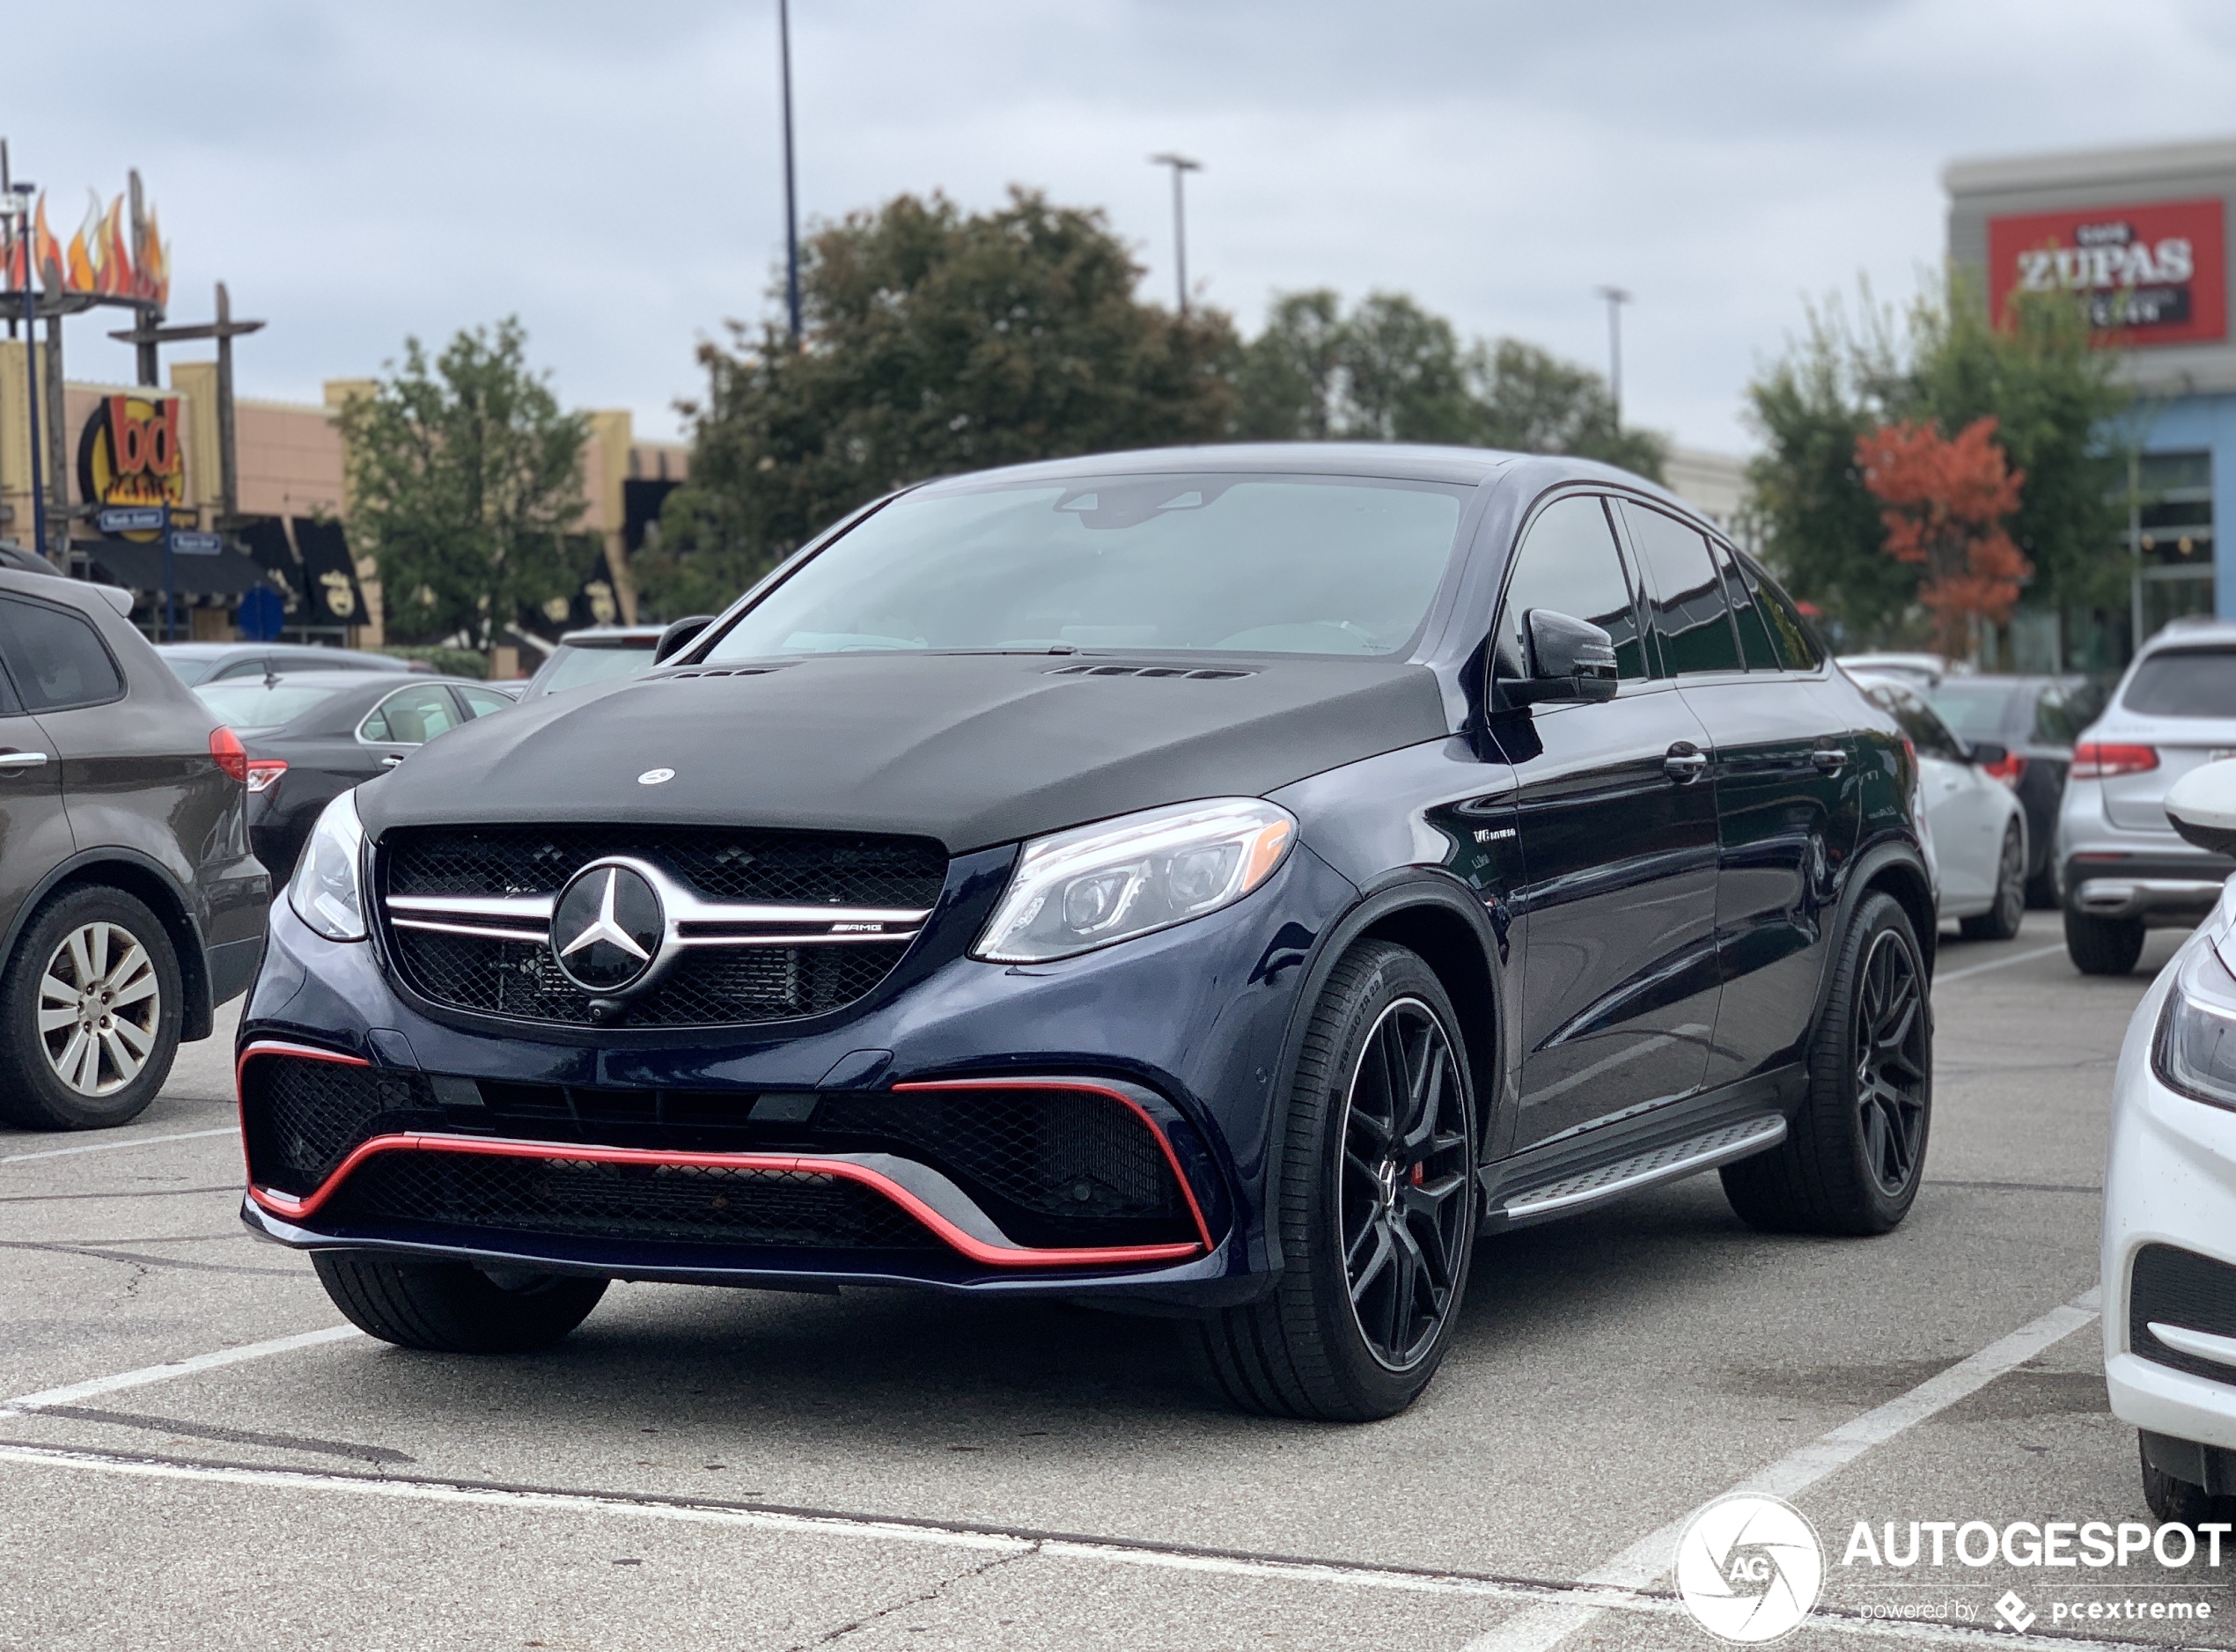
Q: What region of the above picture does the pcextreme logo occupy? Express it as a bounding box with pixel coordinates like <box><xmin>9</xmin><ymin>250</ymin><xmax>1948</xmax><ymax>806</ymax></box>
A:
<box><xmin>1675</xmin><ymin>1494</ymin><xmax>1824</xmax><ymax>1643</ymax></box>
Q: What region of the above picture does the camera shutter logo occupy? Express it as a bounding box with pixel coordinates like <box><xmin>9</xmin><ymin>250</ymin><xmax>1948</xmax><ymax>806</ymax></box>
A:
<box><xmin>1674</xmin><ymin>1494</ymin><xmax>1824</xmax><ymax>1643</ymax></box>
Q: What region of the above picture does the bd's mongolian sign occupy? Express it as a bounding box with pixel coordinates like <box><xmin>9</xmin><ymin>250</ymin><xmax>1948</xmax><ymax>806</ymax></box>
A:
<box><xmin>78</xmin><ymin>394</ymin><xmax>186</xmax><ymax>540</ymax></box>
<box><xmin>1988</xmin><ymin>197</ymin><xmax>2226</xmax><ymax>346</ymax></box>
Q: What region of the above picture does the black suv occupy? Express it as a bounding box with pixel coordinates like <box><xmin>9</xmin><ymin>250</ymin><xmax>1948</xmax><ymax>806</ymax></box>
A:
<box><xmin>238</xmin><ymin>446</ymin><xmax>1931</xmax><ymax>1420</ymax></box>
<box><xmin>0</xmin><ymin>569</ymin><xmax>271</xmax><ymax>1129</ymax></box>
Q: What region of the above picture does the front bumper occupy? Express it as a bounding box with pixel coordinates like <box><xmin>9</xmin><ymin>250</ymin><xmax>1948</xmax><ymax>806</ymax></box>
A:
<box><xmin>236</xmin><ymin>842</ymin><xmax>1359</xmax><ymax>1307</ymax></box>
<box><xmin>2104</xmin><ymin>902</ymin><xmax>2236</xmax><ymax>1454</ymax></box>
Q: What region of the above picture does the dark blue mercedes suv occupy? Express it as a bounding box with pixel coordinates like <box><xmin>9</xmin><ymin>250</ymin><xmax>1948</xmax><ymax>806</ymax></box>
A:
<box><xmin>238</xmin><ymin>445</ymin><xmax>1931</xmax><ymax>1420</ymax></box>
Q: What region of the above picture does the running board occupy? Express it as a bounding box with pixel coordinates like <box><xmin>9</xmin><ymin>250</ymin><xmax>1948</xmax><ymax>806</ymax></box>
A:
<box><xmin>1497</xmin><ymin>1114</ymin><xmax>1787</xmax><ymax>1223</ymax></box>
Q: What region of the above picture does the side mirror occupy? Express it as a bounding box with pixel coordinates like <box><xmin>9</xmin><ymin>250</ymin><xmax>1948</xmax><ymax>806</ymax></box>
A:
<box><xmin>1509</xmin><ymin>610</ymin><xmax>1618</xmax><ymax>705</ymax></box>
<box><xmin>1967</xmin><ymin>740</ymin><xmax>2009</xmax><ymax>767</ymax></box>
<box><xmin>652</xmin><ymin>614</ymin><xmax>717</xmax><ymax>664</ymax></box>
<box><xmin>2166</xmin><ymin>759</ymin><xmax>2236</xmax><ymax>855</ymax></box>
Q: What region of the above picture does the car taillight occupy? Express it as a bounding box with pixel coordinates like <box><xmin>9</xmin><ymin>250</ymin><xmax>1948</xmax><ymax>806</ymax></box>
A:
<box><xmin>1982</xmin><ymin>752</ymin><xmax>2027</xmax><ymax>787</ymax></box>
<box><xmin>245</xmin><ymin>760</ymin><xmax>288</xmax><ymax>795</ymax></box>
<box><xmin>2071</xmin><ymin>742</ymin><xmax>2159</xmax><ymax>780</ymax></box>
<box><xmin>209</xmin><ymin>726</ymin><xmax>249</xmax><ymax>782</ymax></box>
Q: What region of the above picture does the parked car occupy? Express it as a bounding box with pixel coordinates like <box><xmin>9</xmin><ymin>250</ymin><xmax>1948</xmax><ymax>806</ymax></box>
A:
<box><xmin>1850</xmin><ymin>674</ymin><xmax>2028</xmax><ymax>939</ymax></box>
<box><xmin>2102</xmin><ymin>759</ymin><xmax>2236</xmax><ymax>1523</ymax></box>
<box><xmin>157</xmin><ymin>642</ymin><xmax>420</xmax><ymax>687</ymax></box>
<box><xmin>0</xmin><ymin>566</ymin><xmax>270</xmax><ymax>1129</ymax></box>
<box><xmin>195</xmin><ymin>672</ymin><xmax>515</xmax><ymax>878</ymax></box>
<box><xmin>519</xmin><ymin>626</ymin><xmax>668</xmax><ymax>697</ymax></box>
<box><xmin>236</xmin><ymin>445</ymin><xmax>1931</xmax><ymax>1420</ymax></box>
<box><xmin>1917</xmin><ymin>674</ymin><xmax>2107</xmax><ymax>907</ymax></box>
<box><xmin>1837</xmin><ymin>652</ymin><xmax>1968</xmax><ymax>686</ymax></box>
<box><xmin>2057</xmin><ymin>622</ymin><xmax>2236</xmax><ymax>973</ymax></box>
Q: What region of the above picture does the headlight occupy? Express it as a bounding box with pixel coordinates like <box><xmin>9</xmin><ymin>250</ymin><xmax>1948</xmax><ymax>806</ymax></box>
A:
<box><xmin>973</xmin><ymin>798</ymin><xmax>1296</xmax><ymax>963</ymax></box>
<box><xmin>2156</xmin><ymin>938</ymin><xmax>2236</xmax><ymax>1111</ymax></box>
<box><xmin>287</xmin><ymin>789</ymin><xmax>368</xmax><ymax>942</ymax></box>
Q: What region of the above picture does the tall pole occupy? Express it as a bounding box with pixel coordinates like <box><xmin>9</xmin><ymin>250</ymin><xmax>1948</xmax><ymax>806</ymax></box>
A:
<box><xmin>778</xmin><ymin>0</ymin><xmax>802</xmax><ymax>345</ymax></box>
<box><xmin>1150</xmin><ymin>153</ymin><xmax>1201</xmax><ymax>316</ymax></box>
<box><xmin>215</xmin><ymin>283</ymin><xmax>239</xmax><ymax>521</ymax></box>
<box><xmin>1596</xmin><ymin>285</ymin><xmax>1631</xmax><ymax>427</ymax></box>
<box><xmin>8</xmin><ymin>184</ymin><xmax>47</xmax><ymax>567</ymax></box>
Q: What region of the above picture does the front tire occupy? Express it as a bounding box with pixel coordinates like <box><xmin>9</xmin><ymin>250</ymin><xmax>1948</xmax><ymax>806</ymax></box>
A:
<box><xmin>2065</xmin><ymin>908</ymin><xmax>2145</xmax><ymax>976</ymax></box>
<box><xmin>2141</xmin><ymin>1435</ymin><xmax>2236</xmax><ymax>1526</ymax></box>
<box><xmin>1197</xmin><ymin>942</ymin><xmax>1478</xmax><ymax>1421</ymax></box>
<box><xmin>1722</xmin><ymin>892</ymin><xmax>1931</xmax><ymax>1236</ymax></box>
<box><xmin>313</xmin><ymin>1252</ymin><xmax>607</xmax><ymax>1353</ymax></box>
<box><xmin>1959</xmin><ymin>820</ymin><xmax>2026</xmax><ymax>941</ymax></box>
<box><xmin>0</xmin><ymin>886</ymin><xmax>183</xmax><ymax>1131</ymax></box>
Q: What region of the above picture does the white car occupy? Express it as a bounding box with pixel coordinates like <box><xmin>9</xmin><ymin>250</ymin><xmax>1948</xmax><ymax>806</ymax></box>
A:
<box><xmin>1851</xmin><ymin>674</ymin><xmax>2027</xmax><ymax>940</ymax></box>
<box><xmin>2104</xmin><ymin>759</ymin><xmax>2236</xmax><ymax>1520</ymax></box>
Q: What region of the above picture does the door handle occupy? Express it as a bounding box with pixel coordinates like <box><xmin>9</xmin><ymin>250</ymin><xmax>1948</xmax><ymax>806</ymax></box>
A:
<box><xmin>0</xmin><ymin>751</ymin><xmax>49</xmax><ymax>771</ymax></box>
<box><xmin>1664</xmin><ymin>743</ymin><xmax>1709</xmax><ymax>783</ymax></box>
<box><xmin>380</xmin><ymin>753</ymin><xmax>407</xmax><ymax>767</ymax></box>
<box><xmin>1811</xmin><ymin>748</ymin><xmax>1849</xmax><ymax>775</ymax></box>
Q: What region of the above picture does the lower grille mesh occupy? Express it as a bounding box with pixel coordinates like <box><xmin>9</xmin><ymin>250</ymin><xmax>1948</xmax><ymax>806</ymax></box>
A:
<box><xmin>2131</xmin><ymin>1243</ymin><xmax>2236</xmax><ymax>1385</ymax></box>
<box><xmin>336</xmin><ymin>1154</ymin><xmax>938</xmax><ymax>1251</ymax></box>
<box><xmin>244</xmin><ymin>1058</ymin><xmax>440</xmax><ymax>1196</ymax></box>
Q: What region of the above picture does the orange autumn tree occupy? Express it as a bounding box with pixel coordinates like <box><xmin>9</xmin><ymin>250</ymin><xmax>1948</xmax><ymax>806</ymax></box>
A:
<box><xmin>1853</xmin><ymin>416</ymin><xmax>2029</xmax><ymax>656</ymax></box>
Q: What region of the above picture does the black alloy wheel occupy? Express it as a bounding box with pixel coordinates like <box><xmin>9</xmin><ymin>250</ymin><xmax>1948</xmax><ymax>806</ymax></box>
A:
<box><xmin>1960</xmin><ymin>821</ymin><xmax>2026</xmax><ymax>941</ymax></box>
<box><xmin>1339</xmin><ymin>998</ymin><xmax>1474</xmax><ymax>1370</ymax></box>
<box><xmin>1197</xmin><ymin>941</ymin><xmax>1479</xmax><ymax>1421</ymax></box>
<box><xmin>1721</xmin><ymin>891</ymin><xmax>1931</xmax><ymax>1235</ymax></box>
<box><xmin>1853</xmin><ymin>929</ymin><xmax>1929</xmax><ymax>1196</ymax></box>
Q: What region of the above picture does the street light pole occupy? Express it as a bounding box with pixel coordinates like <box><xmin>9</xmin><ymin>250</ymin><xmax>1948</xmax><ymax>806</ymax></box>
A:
<box><xmin>778</xmin><ymin>0</ymin><xmax>803</xmax><ymax>346</ymax></box>
<box><xmin>1150</xmin><ymin>153</ymin><xmax>1201</xmax><ymax>316</ymax></box>
<box><xmin>1595</xmin><ymin>285</ymin><xmax>1631</xmax><ymax>427</ymax></box>
<box><xmin>6</xmin><ymin>183</ymin><xmax>47</xmax><ymax>567</ymax></box>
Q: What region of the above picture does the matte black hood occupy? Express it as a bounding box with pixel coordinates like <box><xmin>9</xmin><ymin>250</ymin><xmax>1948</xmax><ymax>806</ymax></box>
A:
<box><xmin>357</xmin><ymin>651</ymin><xmax>1448</xmax><ymax>852</ymax></box>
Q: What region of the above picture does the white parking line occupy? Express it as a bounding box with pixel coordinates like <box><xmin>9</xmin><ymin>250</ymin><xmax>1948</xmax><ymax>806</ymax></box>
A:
<box><xmin>0</xmin><ymin>1325</ymin><xmax>361</xmax><ymax>1419</ymax></box>
<box><xmin>1934</xmin><ymin>944</ymin><xmax>2066</xmax><ymax>986</ymax></box>
<box><xmin>0</xmin><ymin>1127</ymin><xmax>236</xmax><ymax>1166</ymax></box>
<box><xmin>1460</xmin><ymin>1288</ymin><xmax>2102</xmax><ymax>1652</ymax></box>
<box><xmin>0</xmin><ymin>1439</ymin><xmax>2155</xmax><ymax>1649</ymax></box>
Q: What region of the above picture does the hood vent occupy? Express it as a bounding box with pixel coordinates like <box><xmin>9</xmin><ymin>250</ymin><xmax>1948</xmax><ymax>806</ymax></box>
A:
<box><xmin>1045</xmin><ymin>664</ymin><xmax>1254</xmax><ymax>681</ymax></box>
<box><xmin>659</xmin><ymin>665</ymin><xmax>784</xmax><ymax>680</ymax></box>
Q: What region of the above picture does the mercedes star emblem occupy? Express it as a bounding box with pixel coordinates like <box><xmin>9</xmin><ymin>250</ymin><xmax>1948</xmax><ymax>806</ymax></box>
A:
<box><xmin>638</xmin><ymin>767</ymin><xmax>675</xmax><ymax>785</ymax></box>
<box><xmin>550</xmin><ymin>863</ymin><xmax>665</xmax><ymax>993</ymax></box>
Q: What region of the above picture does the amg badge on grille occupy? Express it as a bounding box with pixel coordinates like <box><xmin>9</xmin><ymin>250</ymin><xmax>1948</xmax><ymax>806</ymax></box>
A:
<box><xmin>552</xmin><ymin>863</ymin><xmax>665</xmax><ymax>993</ymax></box>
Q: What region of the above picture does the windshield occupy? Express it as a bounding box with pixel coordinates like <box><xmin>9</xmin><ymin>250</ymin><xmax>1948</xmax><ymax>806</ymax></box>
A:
<box><xmin>1920</xmin><ymin>681</ymin><xmax>2017</xmax><ymax>740</ymax></box>
<box><xmin>162</xmin><ymin>655</ymin><xmax>217</xmax><ymax>686</ymax></box>
<box><xmin>195</xmin><ymin>680</ymin><xmax>350</xmax><ymax>730</ymax></box>
<box><xmin>535</xmin><ymin>641</ymin><xmax>658</xmax><ymax>695</ymax></box>
<box><xmin>2124</xmin><ymin>650</ymin><xmax>2236</xmax><ymax>718</ymax></box>
<box><xmin>702</xmin><ymin>473</ymin><xmax>1468</xmax><ymax>663</ymax></box>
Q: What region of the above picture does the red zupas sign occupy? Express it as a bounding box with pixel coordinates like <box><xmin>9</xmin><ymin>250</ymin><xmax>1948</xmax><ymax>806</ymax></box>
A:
<box><xmin>1987</xmin><ymin>197</ymin><xmax>2226</xmax><ymax>347</ymax></box>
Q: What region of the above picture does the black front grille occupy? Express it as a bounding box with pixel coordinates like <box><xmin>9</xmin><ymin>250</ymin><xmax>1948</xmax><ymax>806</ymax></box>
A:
<box><xmin>335</xmin><ymin>1153</ymin><xmax>938</xmax><ymax>1251</ymax></box>
<box><xmin>2131</xmin><ymin>1243</ymin><xmax>2236</xmax><ymax>1384</ymax></box>
<box><xmin>379</xmin><ymin>825</ymin><xmax>945</xmax><ymax>1027</ymax></box>
<box><xmin>243</xmin><ymin>1057</ymin><xmax>442</xmax><ymax>1196</ymax></box>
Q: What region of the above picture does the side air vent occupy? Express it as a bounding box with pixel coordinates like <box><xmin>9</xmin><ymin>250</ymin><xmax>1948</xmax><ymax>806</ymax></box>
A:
<box><xmin>1044</xmin><ymin>664</ymin><xmax>1255</xmax><ymax>680</ymax></box>
<box><xmin>660</xmin><ymin>666</ymin><xmax>783</xmax><ymax>679</ymax></box>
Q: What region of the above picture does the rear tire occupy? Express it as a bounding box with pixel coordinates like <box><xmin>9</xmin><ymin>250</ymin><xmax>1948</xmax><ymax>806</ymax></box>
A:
<box><xmin>0</xmin><ymin>886</ymin><xmax>183</xmax><ymax>1131</ymax></box>
<box><xmin>1959</xmin><ymin>821</ymin><xmax>2026</xmax><ymax>942</ymax></box>
<box><xmin>1722</xmin><ymin>892</ymin><xmax>1931</xmax><ymax>1236</ymax></box>
<box><xmin>313</xmin><ymin>1252</ymin><xmax>607</xmax><ymax>1353</ymax></box>
<box><xmin>2065</xmin><ymin>909</ymin><xmax>2145</xmax><ymax>976</ymax></box>
<box><xmin>1196</xmin><ymin>942</ymin><xmax>1477</xmax><ymax>1421</ymax></box>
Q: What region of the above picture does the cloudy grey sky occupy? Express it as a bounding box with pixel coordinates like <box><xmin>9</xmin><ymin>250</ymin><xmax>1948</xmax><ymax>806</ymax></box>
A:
<box><xmin>11</xmin><ymin>1</ymin><xmax>2233</xmax><ymax>453</ymax></box>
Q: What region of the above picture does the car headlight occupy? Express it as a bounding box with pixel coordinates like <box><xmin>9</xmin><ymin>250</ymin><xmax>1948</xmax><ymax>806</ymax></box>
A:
<box><xmin>973</xmin><ymin>798</ymin><xmax>1296</xmax><ymax>963</ymax></box>
<box><xmin>287</xmin><ymin>789</ymin><xmax>368</xmax><ymax>942</ymax></box>
<box><xmin>2156</xmin><ymin>938</ymin><xmax>2236</xmax><ymax>1111</ymax></box>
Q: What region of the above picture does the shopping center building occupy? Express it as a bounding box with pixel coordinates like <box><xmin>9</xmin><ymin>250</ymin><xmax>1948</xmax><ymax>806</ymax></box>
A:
<box><xmin>1947</xmin><ymin>135</ymin><xmax>2236</xmax><ymax>665</ymax></box>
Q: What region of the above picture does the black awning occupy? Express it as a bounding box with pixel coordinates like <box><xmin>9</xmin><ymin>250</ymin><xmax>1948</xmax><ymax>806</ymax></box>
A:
<box><xmin>291</xmin><ymin>517</ymin><xmax>367</xmax><ymax>628</ymax></box>
<box><xmin>86</xmin><ymin>539</ymin><xmax>282</xmax><ymax>598</ymax></box>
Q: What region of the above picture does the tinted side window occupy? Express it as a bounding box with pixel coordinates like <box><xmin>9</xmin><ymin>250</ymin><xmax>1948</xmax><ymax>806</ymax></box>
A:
<box><xmin>1736</xmin><ymin>554</ymin><xmax>1824</xmax><ymax>671</ymax></box>
<box><xmin>1714</xmin><ymin>541</ymin><xmax>1778</xmax><ymax>670</ymax></box>
<box><xmin>1617</xmin><ymin>503</ymin><xmax>1740</xmax><ymax>675</ymax></box>
<box><xmin>0</xmin><ymin>597</ymin><xmax>125</xmax><ymax>711</ymax></box>
<box><xmin>1496</xmin><ymin>495</ymin><xmax>1647</xmax><ymax>680</ymax></box>
<box><xmin>1867</xmin><ymin>684</ymin><xmax>1962</xmax><ymax>761</ymax></box>
<box><xmin>362</xmin><ymin>685</ymin><xmax>461</xmax><ymax>745</ymax></box>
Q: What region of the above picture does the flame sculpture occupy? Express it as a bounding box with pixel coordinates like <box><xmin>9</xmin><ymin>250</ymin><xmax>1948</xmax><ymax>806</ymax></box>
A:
<box><xmin>1</xmin><ymin>183</ymin><xmax>170</xmax><ymax>307</ymax></box>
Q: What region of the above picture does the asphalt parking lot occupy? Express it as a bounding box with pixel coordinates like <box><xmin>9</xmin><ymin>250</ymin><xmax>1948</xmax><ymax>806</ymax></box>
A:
<box><xmin>0</xmin><ymin>911</ymin><xmax>2219</xmax><ymax>1651</ymax></box>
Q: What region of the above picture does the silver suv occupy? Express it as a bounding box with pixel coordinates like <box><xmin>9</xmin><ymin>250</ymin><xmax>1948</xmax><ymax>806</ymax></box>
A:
<box><xmin>2058</xmin><ymin>620</ymin><xmax>2236</xmax><ymax>973</ymax></box>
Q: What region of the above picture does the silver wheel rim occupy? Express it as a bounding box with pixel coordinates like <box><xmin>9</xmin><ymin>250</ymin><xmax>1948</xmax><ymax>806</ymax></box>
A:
<box><xmin>38</xmin><ymin>921</ymin><xmax>161</xmax><ymax>1097</ymax></box>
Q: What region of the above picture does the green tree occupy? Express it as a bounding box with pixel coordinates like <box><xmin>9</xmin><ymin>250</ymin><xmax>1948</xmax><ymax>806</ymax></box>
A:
<box><xmin>338</xmin><ymin>318</ymin><xmax>591</xmax><ymax>648</ymax></box>
<box><xmin>637</xmin><ymin>189</ymin><xmax>1238</xmax><ymax>619</ymax></box>
<box><xmin>1747</xmin><ymin>275</ymin><xmax>2132</xmax><ymax>647</ymax></box>
<box><xmin>1467</xmin><ymin>338</ymin><xmax>1668</xmax><ymax>478</ymax></box>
